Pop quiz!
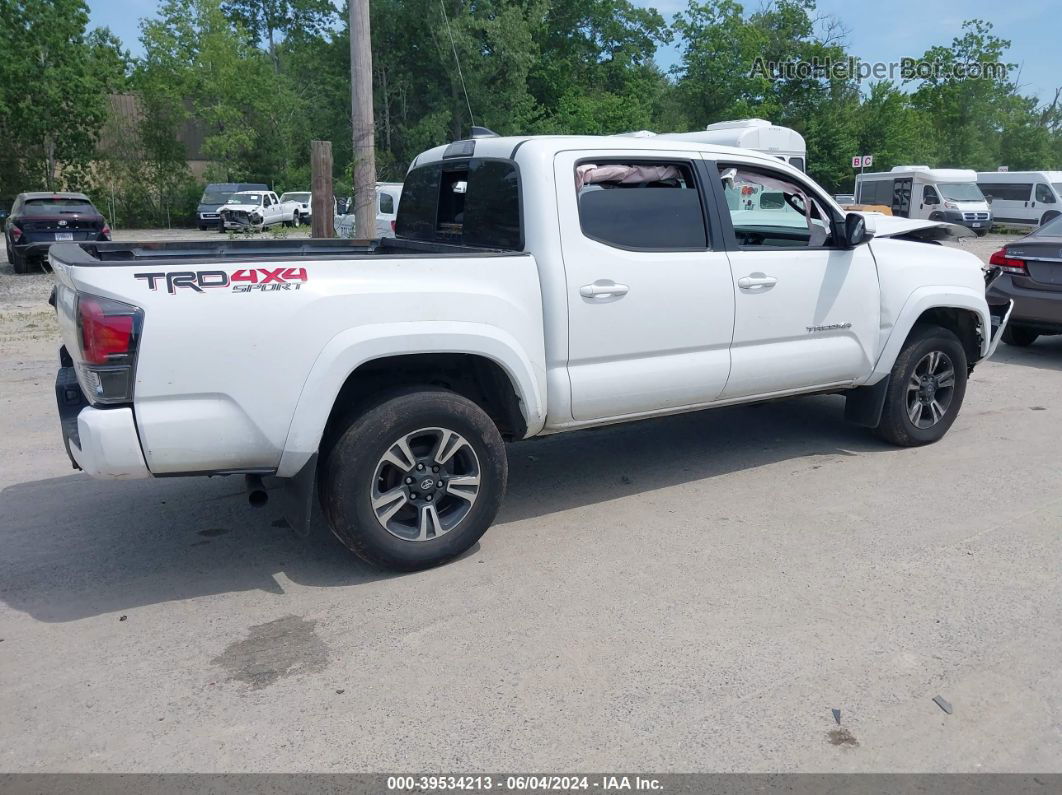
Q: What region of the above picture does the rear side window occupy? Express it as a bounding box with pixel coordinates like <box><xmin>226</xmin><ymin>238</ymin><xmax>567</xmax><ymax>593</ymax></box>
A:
<box><xmin>379</xmin><ymin>192</ymin><xmax>395</xmax><ymax>214</ymax></box>
<box><xmin>979</xmin><ymin>182</ymin><xmax>1032</xmax><ymax>201</ymax></box>
<box><xmin>576</xmin><ymin>161</ymin><xmax>706</xmax><ymax>250</ymax></box>
<box><xmin>396</xmin><ymin>158</ymin><xmax>522</xmax><ymax>250</ymax></box>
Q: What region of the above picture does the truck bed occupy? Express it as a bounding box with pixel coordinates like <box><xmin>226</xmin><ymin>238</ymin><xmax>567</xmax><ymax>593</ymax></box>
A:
<box><xmin>50</xmin><ymin>236</ymin><xmax>520</xmax><ymax>267</ymax></box>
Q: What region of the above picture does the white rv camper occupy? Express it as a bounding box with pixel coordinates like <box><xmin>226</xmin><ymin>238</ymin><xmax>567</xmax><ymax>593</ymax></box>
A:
<box><xmin>855</xmin><ymin>166</ymin><xmax>992</xmax><ymax>235</ymax></box>
<box><xmin>621</xmin><ymin>119</ymin><xmax>807</xmax><ymax>172</ymax></box>
<box><xmin>657</xmin><ymin>119</ymin><xmax>807</xmax><ymax>172</ymax></box>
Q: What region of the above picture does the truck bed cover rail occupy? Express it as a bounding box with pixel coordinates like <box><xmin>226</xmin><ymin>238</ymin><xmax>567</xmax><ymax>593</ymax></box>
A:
<box><xmin>49</xmin><ymin>237</ymin><xmax>522</xmax><ymax>267</ymax></box>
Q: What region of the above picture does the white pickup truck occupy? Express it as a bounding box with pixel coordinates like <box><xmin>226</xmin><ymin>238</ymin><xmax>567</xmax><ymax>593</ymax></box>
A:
<box><xmin>218</xmin><ymin>190</ymin><xmax>299</xmax><ymax>232</ymax></box>
<box><xmin>49</xmin><ymin>134</ymin><xmax>1012</xmax><ymax>570</ymax></box>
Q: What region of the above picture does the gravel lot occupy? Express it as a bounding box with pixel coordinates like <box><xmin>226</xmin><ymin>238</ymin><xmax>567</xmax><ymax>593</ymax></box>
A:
<box><xmin>1</xmin><ymin>228</ymin><xmax>1059</xmax><ymax>773</ymax></box>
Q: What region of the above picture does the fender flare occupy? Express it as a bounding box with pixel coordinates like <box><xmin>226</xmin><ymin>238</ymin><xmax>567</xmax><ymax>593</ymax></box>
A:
<box><xmin>276</xmin><ymin>321</ymin><xmax>546</xmax><ymax>477</ymax></box>
<box><xmin>868</xmin><ymin>285</ymin><xmax>991</xmax><ymax>383</ymax></box>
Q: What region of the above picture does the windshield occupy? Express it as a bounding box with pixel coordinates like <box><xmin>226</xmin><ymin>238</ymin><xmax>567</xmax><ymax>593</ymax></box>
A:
<box><xmin>938</xmin><ymin>183</ymin><xmax>985</xmax><ymax>202</ymax></box>
<box><xmin>200</xmin><ymin>191</ymin><xmax>232</xmax><ymax>205</ymax></box>
<box><xmin>25</xmin><ymin>198</ymin><xmax>94</xmax><ymax>212</ymax></box>
<box><xmin>227</xmin><ymin>194</ymin><xmax>262</xmax><ymax>205</ymax></box>
<box><xmin>280</xmin><ymin>192</ymin><xmax>309</xmax><ymax>203</ymax></box>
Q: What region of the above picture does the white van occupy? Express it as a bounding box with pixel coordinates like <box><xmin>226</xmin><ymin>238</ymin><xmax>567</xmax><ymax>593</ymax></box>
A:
<box><xmin>334</xmin><ymin>182</ymin><xmax>404</xmax><ymax>238</ymax></box>
<box><xmin>976</xmin><ymin>171</ymin><xmax>1062</xmax><ymax>228</ymax></box>
<box><xmin>624</xmin><ymin>119</ymin><xmax>807</xmax><ymax>172</ymax></box>
<box><xmin>855</xmin><ymin>166</ymin><xmax>992</xmax><ymax>235</ymax></box>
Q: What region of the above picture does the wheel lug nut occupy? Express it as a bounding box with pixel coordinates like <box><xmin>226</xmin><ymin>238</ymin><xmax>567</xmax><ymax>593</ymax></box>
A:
<box><xmin>405</xmin><ymin>477</ymin><xmax>413</xmax><ymax>484</ymax></box>
<box><xmin>432</xmin><ymin>466</ymin><xmax>439</xmax><ymax>472</ymax></box>
<box><xmin>437</xmin><ymin>481</ymin><xmax>444</xmax><ymax>488</ymax></box>
<box><xmin>416</xmin><ymin>463</ymin><xmax>425</xmax><ymax>471</ymax></box>
<box><xmin>425</xmin><ymin>494</ymin><xmax>433</xmax><ymax>501</ymax></box>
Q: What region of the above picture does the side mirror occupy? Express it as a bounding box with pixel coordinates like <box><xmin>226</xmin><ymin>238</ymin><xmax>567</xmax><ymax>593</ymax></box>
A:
<box><xmin>844</xmin><ymin>213</ymin><xmax>867</xmax><ymax>248</ymax></box>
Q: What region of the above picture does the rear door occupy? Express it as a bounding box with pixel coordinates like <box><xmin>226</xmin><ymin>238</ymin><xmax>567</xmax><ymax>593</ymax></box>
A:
<box><xmin>891</xmin><ymin>178</ymin><xmax>913</xmax><ymax>218</ymax></box>
<box><xmin>554</xmin><ymin>148</ymin><xmax>735</xmax><ymax>421</ymax></box>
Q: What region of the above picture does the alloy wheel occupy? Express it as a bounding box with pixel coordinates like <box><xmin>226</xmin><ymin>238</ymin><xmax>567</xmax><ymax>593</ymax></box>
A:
<box><xmin>369</xmin><ymin>427</ymin><xmax>481</xmax><ymax>541</ymax></box>
<box><xmin>906</xmin><ymin>350</ymin><xmax>956</xmax><ymax>429</ymax></box>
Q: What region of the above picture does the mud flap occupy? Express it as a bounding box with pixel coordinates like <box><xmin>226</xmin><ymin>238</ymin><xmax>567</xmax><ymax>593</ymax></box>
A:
<box><xmin>273</xmin><ymin>454</ymin><xmax>318</xmax><ymax>538</ymax></box>
<box><xmin>844</xmin><ymin>376</ymin><xmax>890</xmax><ymax>428</ymax></box>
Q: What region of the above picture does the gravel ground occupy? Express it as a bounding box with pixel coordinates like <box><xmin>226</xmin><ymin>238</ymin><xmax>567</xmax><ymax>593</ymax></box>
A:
<box><xmin>3</xmin><ymin>227</ymin><xmax>1060</xmax><ymax>774</ymax></box>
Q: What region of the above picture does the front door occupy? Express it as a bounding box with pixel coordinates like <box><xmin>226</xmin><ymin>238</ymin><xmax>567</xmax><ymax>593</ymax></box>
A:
<box><xmin>714</xmin><ymin>160</ymin><xmax>881</xmax><ymax>398</ymax></box>
<box><xmin>892</xmin><ymin>177</ymin><xmax>913</xmax><ymax>218</ymax></box>
<box><xmin>555</xmin><ymin>150</ymin><xmax>735</xmax><ymax>421</ymax></box>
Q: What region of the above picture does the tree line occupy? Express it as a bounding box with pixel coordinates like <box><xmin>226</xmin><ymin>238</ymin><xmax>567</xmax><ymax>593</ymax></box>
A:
<box><xmin>3</xmin><ymin>0</ymin><xmax>1060</xmax><ymax>227</ymax></box>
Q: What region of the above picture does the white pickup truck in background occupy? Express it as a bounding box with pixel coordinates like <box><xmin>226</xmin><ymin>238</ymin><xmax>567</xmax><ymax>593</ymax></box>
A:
<box><xmin>218</xmin><ymin>190</ymin><xmax>300</xmax><ymax>232</ymax></box>
<box><xmin>49</xmin><ymin>134</ymin><xmax>1011</xmax><ymax>570</ymax></box>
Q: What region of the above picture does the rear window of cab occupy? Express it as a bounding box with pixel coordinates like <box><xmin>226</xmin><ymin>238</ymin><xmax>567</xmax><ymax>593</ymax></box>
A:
<box><xmin>396</xmin><ymin>158</ymin><xmax>522</xmax><ymax>251</ymax></box>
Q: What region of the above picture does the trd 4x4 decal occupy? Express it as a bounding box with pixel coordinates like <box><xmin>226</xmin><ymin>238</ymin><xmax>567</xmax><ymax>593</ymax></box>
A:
<box><xmin>134</xmin><ymin>267</ymin><xmax>308</xmax><ymax>294</ymax></box>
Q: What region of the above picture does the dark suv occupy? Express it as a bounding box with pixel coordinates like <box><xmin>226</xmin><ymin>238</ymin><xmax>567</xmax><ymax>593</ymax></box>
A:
<box><xmin>4</xmin><ymin>192</ymin><xmax>110</xmax><ymax>273</ymax></box>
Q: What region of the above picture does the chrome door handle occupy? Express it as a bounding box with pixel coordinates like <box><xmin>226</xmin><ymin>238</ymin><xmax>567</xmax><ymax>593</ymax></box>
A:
<box><xmin>737</xmin><ymin>274</ymin><xmax>777</xmax><ymax>290</ymax></box>
<box><xmin>580</xmin><ymin>281</ymin><xmax>630</xmax><ymax>298</ymax></box>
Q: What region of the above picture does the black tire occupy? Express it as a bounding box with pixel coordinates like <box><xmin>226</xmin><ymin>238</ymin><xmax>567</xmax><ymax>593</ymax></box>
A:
<box><xmin>216</xmin><ymin>223</ymin><xmax>225</xmax><ymax>234</ymax></box>
<box><xmin>291</xmin><ymin>211</ymin><xmax>300</xmax><ymax>228</ymax></box>
<box><xmin>1002</xmin><ymin>325</ymin><xmax>1039</xmax><ymax>347</ymax></box>
<box><xmin>975</xmin><ymin>229</ymin><xmax>987</xmax><ymax>237</ymax></box>
<box><xmin>9</xmin><ymin>245</ymin><xmax>28</xmax><ymax>274</ymax></box>
<box><xmin>198</xmin><ymin>224</ymin><xmax>207</xmax><ymax>231</ymax></box>
<box><xmin>320</xmin><ymin>388</ymin><xmax>507</xmax><ymax>570</ymax></box>
<box><xmin>875</xmin><ymin>325</ymin><xmax>968</xmax><ymax>447</ymax></box>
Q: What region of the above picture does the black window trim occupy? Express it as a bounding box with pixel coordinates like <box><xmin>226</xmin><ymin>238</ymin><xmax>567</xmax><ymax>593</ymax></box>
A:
<box><xmin>573</xmin><ymin>155</ymin><xmax>717</xmax><ymax>253</ymax></box>
<box><xmin>707</xmin><ymin>159</ymin><xmax>845</xmax><ymax>253</ymax></box>
<box><xmin>396</xmin><ymin>155</ymin><xmax>525</xmax><ymax>252</ymax></box>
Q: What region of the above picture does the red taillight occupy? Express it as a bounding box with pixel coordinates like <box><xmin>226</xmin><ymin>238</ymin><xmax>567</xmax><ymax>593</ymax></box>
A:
<box><xmin>101</xmin><ymin>223</ymin><xmax>111</xmax><ymax>239</ymax></box>
<box><xmin>79</xmin><ymin>295</ymin><xmax>135</xmax><ymax>365</ymax></box>
<box><xmin>10</xmin><ymin>225</ymin><xmax>22</xmax><ymax>242</ymax></box>
<box><xmin>989</xmin><ymin>249</ymin><xmax>1027</xmax><ymax>275</ymax></box>
<box><xmin>390</xmin><ymin>220</ymin><xmax>396</xmax><ymax>233</ymax></box>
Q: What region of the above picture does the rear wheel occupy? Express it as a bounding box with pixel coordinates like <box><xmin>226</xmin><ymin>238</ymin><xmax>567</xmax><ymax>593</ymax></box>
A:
<box><xmin>1002</xmin><ymin>326</ymin><xmax>1039</xmax><ymax>347</ymax></box>
<box><xmin>8</xmin><ymin>244</ymin><xmax>27</xmax><ymax>274</ymax></box>
<box><xmin>875</xmin><ymin>325</ymin><xmax>967</xmax><ymax>446</ymax></box>
<box><xmin>320</xmin><ymin>389</ymin><xmax>507</xmax><ymax>570</ymax></box>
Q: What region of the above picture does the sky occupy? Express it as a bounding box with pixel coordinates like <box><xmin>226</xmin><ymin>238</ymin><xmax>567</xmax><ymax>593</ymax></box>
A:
<box><xmin>87</xmin><ymin>0</ymin><xmax>1059</xmax><ymax>103</ymax></box>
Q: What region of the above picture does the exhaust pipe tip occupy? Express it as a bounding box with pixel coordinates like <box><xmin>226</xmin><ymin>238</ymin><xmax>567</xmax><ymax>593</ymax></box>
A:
<box><xmin>245</xmin><ymin>474</ymin><xmax>269</xmax><ymax>508</ymax></box>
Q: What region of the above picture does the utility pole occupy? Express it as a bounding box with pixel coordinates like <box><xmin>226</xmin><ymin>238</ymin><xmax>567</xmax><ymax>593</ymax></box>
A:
<box><xmin>349</xmin><ymin>0</ymin><xmax>376</xmax><ymax>240</ymax></box>
<box><xmin>310</xmin><ymin>140</ymin><xmax>334</xmax><ymax>238</ymax></box>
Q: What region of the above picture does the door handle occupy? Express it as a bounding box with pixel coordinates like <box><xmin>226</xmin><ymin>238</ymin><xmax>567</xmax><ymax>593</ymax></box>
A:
<box><xmin>580</xmin><ymin>281</ymin><xmax>629</xmax><ymax>298</ymax></box>
<box><xmin>737</xmin><ymin>274</ymin><xmax>777</xmax><ymax>290</ymax></box>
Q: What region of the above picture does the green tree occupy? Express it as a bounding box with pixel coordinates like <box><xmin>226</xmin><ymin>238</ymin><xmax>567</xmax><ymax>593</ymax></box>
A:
<box><xmin>0</xmin><ymin>0</ymin><xmax>122</xmax><ymax>192</ymax></box>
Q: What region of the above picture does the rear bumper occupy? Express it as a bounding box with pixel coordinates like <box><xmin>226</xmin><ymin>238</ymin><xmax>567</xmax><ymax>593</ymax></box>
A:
<box><xmin>56</xmin><ymin>363</ymin><xmax>150</xmax><ymax>479</ymax></box>
<box><xmin>987</xmin><ymin>275</ymin><xmax>1062</xmax><ymax>330</ymax></box>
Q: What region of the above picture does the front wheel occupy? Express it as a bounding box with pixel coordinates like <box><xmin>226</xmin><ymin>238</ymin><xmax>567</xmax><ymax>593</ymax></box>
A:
<box><xmin>291</xmin><ymin>211</ymin><xmax>300</xmax><ymax>228</ymax></box>
<box><xmin>320</xmin><ymin>389</ymin><xmax>507</xmax><ymax>570</ymax></box>
<box><xmin>875</xmin><ymin>325</ymin><xmax>968</xmax><ymax>446</ymax></box>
